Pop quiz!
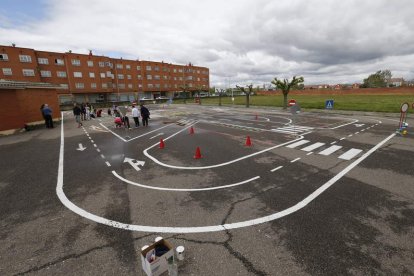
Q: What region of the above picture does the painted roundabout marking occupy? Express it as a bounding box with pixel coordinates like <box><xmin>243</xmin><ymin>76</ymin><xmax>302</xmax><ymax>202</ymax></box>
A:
<box><xmin>56</xmin><ymin>112</ymin><xmax>395</xmax><ymax>233</ymax></box>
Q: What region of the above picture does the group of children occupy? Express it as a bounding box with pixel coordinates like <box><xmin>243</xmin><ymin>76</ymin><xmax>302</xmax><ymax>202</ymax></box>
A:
<box><xmin>112</xmin><ymin>103</ymin><xmax>150</xmax><ymax>129</ymax></box>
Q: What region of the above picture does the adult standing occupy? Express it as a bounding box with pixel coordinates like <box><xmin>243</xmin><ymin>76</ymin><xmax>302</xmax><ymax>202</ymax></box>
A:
<box><xmin>73</xmin><ymin>103</ymin><xmax>82</xmax><ymax>128</ymax></box>
<box><xmin>140</xmin><ymin>103</ymin><xmax>150</xmax><ymax>127</ymax></box>
<box><xmin>131</xmin><ymin>105</ymin><xmax>140</xmax><ymax>127</ymax></box>
<box><xmin>42</xmin><ymin>104</ymin><xmax>54</xmax><ymax>128</ymax></box>
<box><xmin>40</xmin><ymin>104</ymin><xmax>47</xmax><ymax>127</ymax></box>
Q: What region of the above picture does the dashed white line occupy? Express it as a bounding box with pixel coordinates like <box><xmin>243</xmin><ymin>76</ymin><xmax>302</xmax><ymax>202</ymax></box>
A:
<box><xmin>105</xmin><ymin>161</ymin><xmax>111</xmax><ymax>167</ymax></box>
<box><xmin>290</xmin><ymin>157</ymin><xmax>301</xmax><ymax>163</ymax></box>
<box><xmin>270</xmin><ymin>165</ymin><xmax>283</xmax><ymax>172</ymax></box>
<box><xmin>93</xmin><ymin>144</ymin><xmax>97</xmax><ymax>147</ymax></box>
<box><xmin>348</xmin><ymin>134</ymin><xmax>353</xmax><ymax>137</ymax></box>
<box><xmin>355</xmin><ymin>132</ymin><xmax>359</xmax><ymax>134</ymax></box>
<box><xmin>91</xmin><ymin>140</ymin><xmax>94</xmax><ymax>143</ymax></box>
<box><xmin>96</xmin><ymin>148</ymin><xmax>101</xmax><ymax>152</ymax></box>
<box><xmin>340</xmin><ymin>137</ymin><xmax>346</xmax><ymax>140</ymax></box>
<box><xmin>100</xmin><ymin>154</ymin><xmax>105</xmax><ymax>159</ymax></box>
<box><xmin>306</xmin><ymin>152</ymin><xmax>313</xmax><ymax>156</ymax></box>
<box><xmin>330</xmin><ymin>141</ymin><xmax>337</xmax><ymax>145</ymax></box>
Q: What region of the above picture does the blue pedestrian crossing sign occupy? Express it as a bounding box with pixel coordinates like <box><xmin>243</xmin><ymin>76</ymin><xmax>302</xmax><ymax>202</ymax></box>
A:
<box><xmin>325</xmin><ymin>99</ymin><xmax>334</xmax><ymax>110</ymax></box>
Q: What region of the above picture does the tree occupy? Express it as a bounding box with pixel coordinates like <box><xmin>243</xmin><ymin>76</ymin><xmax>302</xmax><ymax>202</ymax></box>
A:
<box><xmin>236</xmin><ymin>84</ymin><xmax>253</xmax><ymax>107</ymax></box>
<box><xmin>362</xmin><ymin>70</ymin><xmax>392</xmax><ymax>88</ymax></box>
<box><xmin>271</xmin><ymin>76</ymin><xmax>304</xmax><ymax>109</ymax></box>
<box><xmin>216</xmin><ymin>88</ymin><xmax>226</xmax><ymax>106</ymax></box>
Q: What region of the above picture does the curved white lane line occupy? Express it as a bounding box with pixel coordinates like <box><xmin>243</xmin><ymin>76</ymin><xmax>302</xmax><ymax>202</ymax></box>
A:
<box><xmin>143</xmin><ymin>135</ymin><xmax>304</xmax><ymax>170</ymax></box>
<box><xmin>57</xmin><ymin>112</ymin><xmax>396</xmax><ymax>233</ymax></box>
<box><xmin>113</xmin><ymin>171</ymin><xmax>260</xmax><ymax>191</ymax></box>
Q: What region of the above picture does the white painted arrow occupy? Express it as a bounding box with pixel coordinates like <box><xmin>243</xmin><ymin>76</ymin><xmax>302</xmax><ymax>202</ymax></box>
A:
<box><xmin>76</xmin><ymin>143</ymin><xmax>86</xmax><ymax>151</ymax></box>
<box><xmin>354</xmin><ymin>124</ymin><xmax>365</xmax><ymax>127</ymax></box>
<box><xmin>90</xmin><ymin>125</ymin><xmax>108</xmax><ymax>132</ymax></box>
<box><xmin>123</xmin><ymin>158</ymin><xmax>145</xmax><ymax>171</ymax></box>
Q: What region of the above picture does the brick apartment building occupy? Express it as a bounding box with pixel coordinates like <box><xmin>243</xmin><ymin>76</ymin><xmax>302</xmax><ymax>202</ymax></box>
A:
<box><xmin>0</xmin><ymin>45</ymin><xmax>209</xmax><ymax>132</ymax></box>
<box><xmin>0</xmin><ymin>45</ymin><xmax>210</xmax><ymax>104</ymax></box>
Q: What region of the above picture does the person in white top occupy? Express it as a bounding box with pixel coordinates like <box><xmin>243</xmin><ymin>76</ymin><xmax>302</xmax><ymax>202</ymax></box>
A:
<box><xmin>131</xmin><ymin>105</ymin><xmax>140</xmax><ymax>127</ymax></box>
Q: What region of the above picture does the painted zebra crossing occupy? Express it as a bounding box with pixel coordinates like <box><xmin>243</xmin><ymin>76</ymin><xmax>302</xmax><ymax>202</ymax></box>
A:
<box><xmin>286</xmin><ymin>140</ymin><xmax>363</xmax><ymax>160</ymax></box>
<box><xmin>176</xmin><ymin>119</ymin><xmax>197</xmax><ymax>126</ymax></box>
<box><xmin>271</xmin><ymin>125</ymin><xmax>314</xmax><ymax>135</ymax></box>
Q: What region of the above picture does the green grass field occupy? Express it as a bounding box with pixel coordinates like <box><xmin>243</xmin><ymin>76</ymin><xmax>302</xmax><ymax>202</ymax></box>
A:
<box><xmin>174</xmin><ymin>94</ymin><xmax>414</xmax><ymax>113</ymax></box>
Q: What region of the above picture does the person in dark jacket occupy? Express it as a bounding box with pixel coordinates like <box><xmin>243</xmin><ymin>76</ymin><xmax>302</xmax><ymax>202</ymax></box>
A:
<box><xmin>40</xmin><ymin>104</ymin><xmax>47</xmax><ymax>127</ymax></box>
<box><xmin>73</xmin><ymin>103</ymin><xmax>82</xmax><ymax>128</ymax></box>
<box><xmin>140</xmin><ymin>103</ymin><xmax>150</xmax><ymax>126</ymax></box>
<box><xmin>42</xmin><ymin>104</ymin><xmax>54</xmax><ymax>128</ymax></box>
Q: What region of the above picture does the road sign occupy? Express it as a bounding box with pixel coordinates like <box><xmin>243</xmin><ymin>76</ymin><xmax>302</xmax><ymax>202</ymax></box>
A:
<box><xmin>401</xmin><ymin>102</ymin><xmax>409</xmax><ymax>113</ymax></box>
<box><xmin>288</xmin><ymin>99</ymin><xmax>296</xmax><ymax>106</ymax></box>
<box><xmin>325</xmin><ymin>100</ymin><xmax>334</xmax><ymax>110</ymax></box>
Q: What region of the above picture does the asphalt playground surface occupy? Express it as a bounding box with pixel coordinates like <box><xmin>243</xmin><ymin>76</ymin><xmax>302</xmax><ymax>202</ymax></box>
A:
<box><xmin>1</xmin><ymin>104</ymin><xmax>413</xmax><ymax>275</ymax></box>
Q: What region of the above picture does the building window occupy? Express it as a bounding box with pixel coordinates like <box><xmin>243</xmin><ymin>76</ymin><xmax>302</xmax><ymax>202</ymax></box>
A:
<box><xmin>118</xmin><ymin>83</ymin><xmax>125</xmax><ymax>89</ymax></box>
<box><xmin>163</xmin><ymin>67</ymin><xmax>168</xmax><ymax>72</ymax></box>
<box><xmin>71</xmin><ymin>59</ymin><xmax>81</xmax><ymax>66</ymax></box>
<box><xmin>164</xmin><ymin>84</ymin><xmax>168</xmax><ymax>88</ymax></box>
<box><xmin>138</xmin><ymin>84</ymin><xmax>142</xmax><ymax>88</ymax></box>
<box><xmin>102</xmin><ymin>83</ymin><xmax>108</xmax><ymax>88</ymax></box>
<box><xmin>173</xmin><ymin>69</ymin><xmax>177</xmax><ymax>73</ymax></box>
<box><xmin>197</xmin><ymin>77</ymin><xmax>200</xmax><ymax>81</ymax></box>
<box><xmin>174</xmin><ymin>77</ymin><xmax>177</xmax><ymax>81</ymax></box>
<box><xmin>154</xmin><ymin>66</ymin><xmax>159</xmax><ymax>71</ymax></box>
<box><xmin>128</xmin><ymin>84</ymin><xmax>132</xmax><ymax>89</ymax></box>
<box><xmin>75</xmin><ymin>83</ymin><xmax>84</xmax><ymax>89</ymax></box>
<box><xmin>105</xmin><ymin>61</ymin><xmax>112</xmax><ymax>67</ymax></box>
<box><xmin>55</xmin><ymin>58</ymin><xmax>64</xmax><ymax>65</ymax></box>
<box><xmin>148</xmin><ymin>84</ymin><xmax>153</xmax><ymax>88</ymax></box>
<box><xmin>91</xmin><ymin>83</ymin><xmax>97</xmax><ymax>89</ymax></box>
<box><xmin>154</xmin><ymin>75</ymin><xmax>160</xmax><ymax>80</ymax></box>
<box><xmin>146</xmin><ymin>65</ymin><xmax>151</xmax><ymax>71</ymax></box>
<box><xmin>74</xmin><ymin>72</ymin><xmax>82</xmax><ymax>78</ymax></box>
<box><xmin>187</xmin><ymin>76</ymin><xmax>193</xmax><ymax>80</ymax></box>
<box><xmin>87</xmin><ymin>60</ymin><xmax>93</xmax><ymax>67</ymax></box>
<box><xmin>0</xmin><ymin>53</ymin><xmax>9</xmax><ymax>61</ymax></box>
<box><xmin>136</xmin><ymin>65</ymin><xmax>141</xmax><ymax>70</ymax></box>
<box><xmin>147</xmin><ymin>75</ymin><xmax>152</xmax><ymax>80</ymax></box>
<box><xmin>117</xmin><ymin>74</ymin><xmax>124</xmax><ymax>79</ymax></box>
<box><xmin>155</xmin><ymin>84</ymin><xmax>160</xmax><ymax>88</ymax></box>
<box><xmin>40</xmin><ymin>70</ymin><xmax>51</xmax><ymax>77</ymax></box>
<box><xmin>127</xmin><ymin>74</ymin><xmax>131</xmax><ymax>80</ymax></box>
<box><xmin>2</xmin><ymin>68</ymin><xmax>12</xmax><ymax>75</ymax></box>
<box><xmin>19</xmin><ymin>55</ymin><xmax>32</xmax><ymax>63</ymax></box>
<box><xmin>57</xmin><ymin>71</ymin><xmax>67</xmax><ymax>78</ymax></box>
<box><xmin>89</xmin><ymin>72</ymin><xmax>95</xmax><ymax>78</ymax></box>
<box><xmin>178</xmin><ymin>69</ymin><xmax>183</xmax><ymax>73</ymax></box>
<box><xmin>116</xmin><ymin>63</ymin><xmax>123</xmax><ymax>69</ymax></box>
<box><xmin>38</xmin><ymin>58</ymin><xmax>49</xmax><ymax>64</ymax></box>
<box><xmin>60</xmin><ymin>84</ymin><xmax>69</xmax><ymax>89</ymax></box>
<box><xmin>137</xmin><ymin>74</ymin><xmax>142</xmax><ymax>80</ymax></box>
<box><xmin>98</xmin><ymin>61</ymin><xmax>105</xmax><ymax>67</ymax></box>
<box><xmin>100</xmin><ymin>72</ymin><xmax>105</xmax><ymax>78</ymax></box>
<box><xmin>163</xmin><ymin>75</ymin><xmax>168</xmax><ymax>80</ymax></box>
<box><xmin>22</xmin><ymin>69</ymin><xmax>35</xmax><ymax>76</ymax></box>
<box><xmin>126</xmin><ymin>64</ymin><xmax>131</xmax><ymax>69</ymax></box>
<box><xmin>179</xmin><ymin>77</ymin><xmax>183</xmax><ymax>81</ymax></box>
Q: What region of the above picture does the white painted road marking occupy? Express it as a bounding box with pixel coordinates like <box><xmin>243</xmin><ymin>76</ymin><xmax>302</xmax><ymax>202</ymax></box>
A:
<box><xmin>290</xmin><ymin>157</ymin><xmax>301</xmax><ymax>163</ymax></box>
<box><xmin>301</xmin><ymin>142</ymin><xmax>325</xmax><ymax>152</ymax></box>
<box><xmin>286</xmin><ymin>140</ymin><xmax>310</xmax><ymax>148</ymax></box>
<box><xmin>270</xmin><ymin>166</ymin><xmax>283</xmax><ymax>172</ymax></box>
<box><xmin>57</xmin><ymin>112</ymin><xmax>396</xmax><ymax>233</ymax></box>
<box><xmin>149</xmin><ymin>133</ymin><xmax>164</xmax><ymax>139</ymax></box>
<box><xmin>105</xmin><ymin>161</ymin><xmax>111</xmax><ymax>167</ymax></box>
<box><xmin>338</xmin><ymin>148</ymin><xmax>363</xmax><ymax>160</ymax></box>
<box><xmin>330</xmin><ymin>141</ymin><xmax>337</xmax><ymax>145</ymax></box>
<box><xmin>76</xmin><ymin>143</ymin><xmax>86</xmax><ymax>151</ymax></box>
<box><xmin>306</xmin><ymin>152</ymin><xmax>313</xmax><ymax>156</ymax></box>
<box><xmin>318</xmin><ymin>145</ymin><xmax>342</xmax><ymax>156</ymax></box>
<box><xmin>123</xmin><ymin>158</ymin><xmax>145</xmax><ymax>171</ymax></box>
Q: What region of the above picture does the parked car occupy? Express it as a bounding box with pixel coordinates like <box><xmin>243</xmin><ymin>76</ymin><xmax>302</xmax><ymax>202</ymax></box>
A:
<box><xmin>156</xmin><ymin>96</ymin><xmax>169</xmax><ymax>100</ymax></box>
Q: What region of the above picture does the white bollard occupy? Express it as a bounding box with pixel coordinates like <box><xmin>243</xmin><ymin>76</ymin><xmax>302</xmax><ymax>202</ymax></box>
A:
<box><xmin>176</xmin><ymin>246</ymin><xmax>185</xmax><ymax>261</ymax></box>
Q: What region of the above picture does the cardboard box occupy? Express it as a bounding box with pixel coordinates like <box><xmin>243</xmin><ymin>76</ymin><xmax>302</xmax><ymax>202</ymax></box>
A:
<box><xmin>141</xmin><ymin>239</ymin><xmax>174</xmax><ymax>276</ymax></box>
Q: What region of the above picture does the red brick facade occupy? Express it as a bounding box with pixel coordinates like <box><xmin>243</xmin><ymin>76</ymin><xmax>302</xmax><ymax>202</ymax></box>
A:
<box><xmin>0</xmin><ymin>45</ymin><xmax>210</xmax><ymax>103</ymax></box>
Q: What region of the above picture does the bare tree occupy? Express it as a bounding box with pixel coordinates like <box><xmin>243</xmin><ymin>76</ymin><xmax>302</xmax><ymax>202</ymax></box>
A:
<box><xmin>236</xmin><ymin>84</ymin><xmax>253</xmax><ymax>108</ymax></box>
<box><xmin>271</xmin><ymin>76</ymin><xmax>304</xmax><ymax>109</ymax></box>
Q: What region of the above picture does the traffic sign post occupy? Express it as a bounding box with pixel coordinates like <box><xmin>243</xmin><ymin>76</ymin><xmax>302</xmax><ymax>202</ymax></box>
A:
<box><xmin>325</xmin><ymin>99</ymin><xmax>334</xmax><ymax>110</ymax></box>
<box><xmin>290</xmin><ymin>103</ymin><xmax>301</xmax><ymax>137</ymax></box>
<box><xmin>288</xmin><ymin>99</ymin><xmax>296</xmax><ymax>107</ymax></box>
<box><xmin>398</xmin><ymin>102</ymin><xmax>409</xmax><ymax>135</ymax></box>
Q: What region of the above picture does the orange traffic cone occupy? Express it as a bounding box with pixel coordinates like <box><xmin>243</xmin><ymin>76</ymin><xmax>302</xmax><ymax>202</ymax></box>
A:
<box><xmin>193</xmin><ymin>147</ymin><xmax>202</xmax><ymax>159</ymax></box>
<box><xmin>159</xmin><ymin>138</ymin><xmax>165</xmax><ymax>149</ymax></box>
<box><xmin>189</xmin><ymin>126</ymin><xmax>195</xmax><ymax>135</ymax></box>
<box><xmin>245</xmin><ymin>136</ymin><xmax>252</xmax><ymax>146</ymax></box>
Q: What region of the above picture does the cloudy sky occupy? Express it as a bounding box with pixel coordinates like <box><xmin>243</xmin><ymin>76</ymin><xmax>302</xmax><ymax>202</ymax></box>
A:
<box><xmin>1</xmin><ymin>0</ymin><xmax>414</xmax><ymax>87</ymax></box>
